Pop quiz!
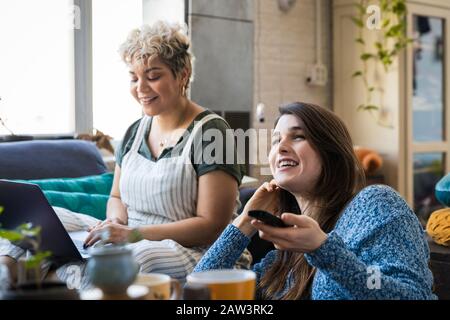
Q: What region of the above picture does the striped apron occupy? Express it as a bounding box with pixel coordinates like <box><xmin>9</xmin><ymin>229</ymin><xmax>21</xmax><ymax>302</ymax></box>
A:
<box><xmin>117</xmin><ymin>113</ymin><xmax>223</xmax><ymax>281</ymax></box>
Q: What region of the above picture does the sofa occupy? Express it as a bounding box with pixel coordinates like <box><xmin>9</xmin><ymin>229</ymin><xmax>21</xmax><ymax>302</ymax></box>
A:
<box><xmin>0</xmin><ymin>139</ymin><xmax>108</xmax><ymax>180</ymax></box>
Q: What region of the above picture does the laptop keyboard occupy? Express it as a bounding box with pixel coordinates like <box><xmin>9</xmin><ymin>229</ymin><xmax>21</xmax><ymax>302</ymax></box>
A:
<box><xmin>73</xmin><ymin>239</ymin><xmax>89</xmax><ymax>255</ymax></box>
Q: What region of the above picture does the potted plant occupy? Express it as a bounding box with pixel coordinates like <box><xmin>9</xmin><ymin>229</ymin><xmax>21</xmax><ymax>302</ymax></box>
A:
<box><xmin>0</xmin><ymin>206</ymin><xmax>79</xmax><ymax>299</ymax></box>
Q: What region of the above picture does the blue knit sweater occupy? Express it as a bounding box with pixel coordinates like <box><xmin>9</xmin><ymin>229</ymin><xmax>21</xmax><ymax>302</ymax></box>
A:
<box><xmin>193</xmin><ymin>185</ymin><xmax>437</xmax><ymax>300</ymax></box>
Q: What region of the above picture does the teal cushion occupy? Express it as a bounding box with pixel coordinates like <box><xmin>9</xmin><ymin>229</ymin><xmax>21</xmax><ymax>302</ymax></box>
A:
<box><xmin>435</xmin><ymin>173</ymin><xmax>450</xmax><ymax>207</ymax></box>
<box><xmin>43</xmin><ymin>191</ymin><xmax>108</xmax><ymax>220</ymax></box>
<box><xmin>21</xmin><ymin>172</ymin><xmax>113</xmax><ymax>195</ymax></box>
<box><xmin>14</xmin><ymin>173</ymin><xmax>113</xmax><ymax>219</ymax></box>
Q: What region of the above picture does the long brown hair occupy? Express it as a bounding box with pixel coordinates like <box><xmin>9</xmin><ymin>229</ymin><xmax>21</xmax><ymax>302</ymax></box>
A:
<box><xmin>258</xmin><ymin>102</ymin><xmax>366</xmax><ymax>299</ymax></box>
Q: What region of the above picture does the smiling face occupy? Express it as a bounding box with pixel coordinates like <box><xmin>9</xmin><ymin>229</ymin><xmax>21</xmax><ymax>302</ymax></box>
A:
<box><xmin>129</xmin><ymin>57</ymin><xmax>187</xmax><ymax>116</ymax></box>
<box><xmin>269</xmin><ymin>114</ymin><xmax>322</xmax><ymax>196</ymax></box>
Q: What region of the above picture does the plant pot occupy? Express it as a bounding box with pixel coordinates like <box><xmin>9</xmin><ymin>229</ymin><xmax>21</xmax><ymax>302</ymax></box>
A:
<box><xmin>1</xmin><ymin>280</ymin><xmax>80</xmax><ymax>300</ymax></box>
<box><xmin>86</xmin><ymin>245</ymin><xmax>139</xmax><ymax>295</ymax></box>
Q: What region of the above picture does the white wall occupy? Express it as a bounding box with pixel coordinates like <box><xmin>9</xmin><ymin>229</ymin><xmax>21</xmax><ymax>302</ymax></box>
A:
<box><xmin>251</xmin><ymin>0</ymin><xmax>333</xmax><ymax>180</ymax></box>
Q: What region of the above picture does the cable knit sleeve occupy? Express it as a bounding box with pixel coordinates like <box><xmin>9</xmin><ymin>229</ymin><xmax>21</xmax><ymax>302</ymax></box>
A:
<box><xmin>193</xmin><ymin>225</ymin><xmax>278</xmax><ymax>285</ymax></box>
<box><xmin>193</xmin><ymin>224</ymin><xmax>252</xmax><ymax>272</ymax></box>
<box><xmin>304</xmin><ymin>185</ymin><xmax>437</xmax><ymax>300</ymax></box>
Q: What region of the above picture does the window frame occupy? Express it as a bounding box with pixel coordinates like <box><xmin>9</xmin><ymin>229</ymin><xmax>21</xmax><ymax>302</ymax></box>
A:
<box><xmin>74</xmin><ymin>0</ymin><xmax>93</xmax><ymax>135</ymax></box>
<box><xmin>405</xmin><ymin>4</ymin><xmax>450</xmax><ymax>208</ymax></box>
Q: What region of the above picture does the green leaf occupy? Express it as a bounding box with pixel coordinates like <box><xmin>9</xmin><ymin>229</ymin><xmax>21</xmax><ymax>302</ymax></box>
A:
<box><xmin>375</xmin><ymin>42</ymin><xmax>383</xmax><ymax>50</ymax></box>
<box><xmin>0</xmin><ymin>206</ymin><xmax>3</xmax><ymax>215</ymax></box>
<box><xmin>351</xmin><ymin>17</ymin><xmax>364</xmax><ymax>28</ymax></box>
<box><xmin>389</xmin><ymin>49</ymin><xmax>398</xmax><ymax>57</ymax></box>
<box><xmin>386</xmin><ymin>24</ymin><xmax>404</xmax><ymax>37</ymax></box>
<box><xmin>0</xmin><ymin>229</ymin><xmax>24</xmax><ymax>242</ymax></box>
<box><xmin>15</xmin><ymin>223</ymin><xmax>41</xmax><ymax>238</ymax></box>
<box><xmin>361</xmin><ymin>53</ymin><xmax>374</xmax><ymax>61</ymax></box>
<box><xmin>364</xmin><ymin>105</ymin><xmax>380</xmax><ymax>111</ymax></box>
<box><xmin>352</xmin><ymin>71</ymin><xmax>363</xmax><ymax>78</ymax></box>
<box><xmin>394</xmin><ymin>42</ymin><xmax>403</xmax><ymax>50</ymax></box>
<box><xmin>393</xmin><ymin>2</ymin><xmax>407</xmax><ymax>15</ymax></box>
<box><xmin>357</xmin><ymin>104</ymin><xmax>379</xmax><ymax>112</ymax></box>
<box><xmin>369</xmin><ymin>87</ymin><xmax>375</xmax><ymax>92</ymax></box>
<box><xmin>355</xmin><ymin>37</ymin><xmax>365</xmax><ymax>45</ymax></box>
<box><xmin>357</xmin><ymin>104</ymin><xmax>366</xmax><ymax>111</ymax></box>
<box><xmin>23</xmin><ymin>227</ymin><xmax>41</xmax><ymax>238</ymax></box>
<box><xmin>25</xmin><ymin>251</ymin><xmax>52</xmax><ymax>269</ymax></box>
<box><xmin>382</xmin><ymin>19</ymin><xmax>391</xmax><ymax>28</ymax></box>
<box><xmin>380</xmin><ymin>0</ymin><xmax>389</xmax><ymax>11</ymax></box>
<box><xmin>17</xmin><ymin>223</ymin><xmax>33</xmax><ymax>231</ymax></box>
<box><xmin>353</xmin><ymin>3</ymin><xmax>366</xmax><ymax>15</ymax></box>
<box><xmin>377</xmin><ymin>50</ymin><xmax>388</xmax><ymax>59</ymax></box>
<box><xmin>382</xmin><ymin>56</ymin><xmax>393</xmax><ymax>66</ymax></box>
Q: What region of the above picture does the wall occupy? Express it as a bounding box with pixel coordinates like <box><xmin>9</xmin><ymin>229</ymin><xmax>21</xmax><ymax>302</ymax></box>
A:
<box><xmin>251</xmin><ymin>0</ymin><xmax>333</xmax><ymax>181</ymax></box>
<box><xmin>333</xmin><ymin>0</ymin><xmax>403</xmax><ymax>193</ymax></box>
<box><xmin>188</xmin><ymin>0</ymin><xmax>254</xmax><ymax>113</ymax></box>
<box><xmin>186</xmin><ymin>0</ymin><xmax>333</xmax><ymax>182</ymax></box>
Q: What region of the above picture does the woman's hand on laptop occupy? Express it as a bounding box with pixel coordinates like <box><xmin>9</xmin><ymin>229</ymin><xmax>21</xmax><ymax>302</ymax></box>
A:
<box><xmin>83</xmin><ymin>221</ymin><xmax>141</xmax><ymax>248</ymax></box>
<box><xmin>87</xmin><ymin>217</ymin><xmax>126</xmax><ymax>233</ymax></box>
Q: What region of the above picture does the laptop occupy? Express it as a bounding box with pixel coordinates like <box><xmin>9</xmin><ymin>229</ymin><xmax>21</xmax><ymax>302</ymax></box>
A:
<box><xmin>0</xmin><ymin>180</ymin><xmax>91</xmax><ymax>264</ymax></box>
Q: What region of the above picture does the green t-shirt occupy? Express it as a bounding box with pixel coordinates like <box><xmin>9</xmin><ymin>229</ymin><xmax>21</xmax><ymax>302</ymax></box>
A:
<box><xmin>115</xmin><ymin>110</ymin><xmax>246</xmax><ymax>185</ymax></box>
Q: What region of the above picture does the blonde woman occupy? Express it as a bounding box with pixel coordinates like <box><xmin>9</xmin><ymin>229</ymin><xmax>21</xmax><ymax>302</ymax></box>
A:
<box><xmin>0</xmin><ymin>21</ymin><xmax>250</xmax><ymax>285</ymax></box>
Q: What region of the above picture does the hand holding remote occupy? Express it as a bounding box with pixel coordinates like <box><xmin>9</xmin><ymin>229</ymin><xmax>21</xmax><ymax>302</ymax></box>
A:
<box><xmin>248</xmin><ymin>210</ymin><xmax>288</xmax><ymax>228</ymax></box>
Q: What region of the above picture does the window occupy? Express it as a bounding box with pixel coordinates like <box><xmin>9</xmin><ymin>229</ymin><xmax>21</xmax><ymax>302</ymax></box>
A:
<box><xmin>406</xmin><ymin>7</ymin><xmax>450</xmax><ymax>224</ymax></box>
<box><xmin>0</xmin><ymin>0</ymin><xmax>75</xmax><ymax>135</ymax></box>
<box><xmin>0</xmin><ymin>0</ymin><xmax>186</xmax><ymax>139</ymax></box>
<box><xmin>92</xmin><ymin>0</ymin><xmax>186</xmax><ymax>141</ymax></box>
<box><xmin>411</xmin><ymin>15</ymin><xmax>446</xmax><ymax>222</ymax></box>
<box><xmin>92</xmin><ymin>0</ymin><xmax>143</xmax><ymax>140</ymax></box>
<box><xmin>143</xmin><ymin>0</ymin><xmax>185</xmax><ymax>26</ymax></box>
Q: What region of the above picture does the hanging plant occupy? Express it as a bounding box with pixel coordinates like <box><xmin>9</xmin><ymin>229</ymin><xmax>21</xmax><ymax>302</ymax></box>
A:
<box><xmin>351</xmin><ymin>0</ymin><xmax>412</xmax><ymax>121</ymax></box>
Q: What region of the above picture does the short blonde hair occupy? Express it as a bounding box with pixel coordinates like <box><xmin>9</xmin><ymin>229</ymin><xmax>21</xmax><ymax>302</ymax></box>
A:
<box><xmin>119</xmin><ymin>21</ymin><xmax>194</xmax><ymax>89</ymax></box>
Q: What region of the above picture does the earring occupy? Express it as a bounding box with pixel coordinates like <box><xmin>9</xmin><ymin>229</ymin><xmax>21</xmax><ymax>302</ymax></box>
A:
<box><xmin>181</xmin><ymin>85</ymin><xmax>186</xmax><ymax>97</ymax></box>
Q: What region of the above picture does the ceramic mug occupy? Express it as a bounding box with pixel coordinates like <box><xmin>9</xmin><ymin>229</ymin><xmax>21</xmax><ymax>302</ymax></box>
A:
<box><xmin>86</xmin><ymin>245</ymin><xmax>139</xmax><ymax>295</ymax></box>
<box><xmin>186</xmin><ymin>269</ymin><xmax>256</xmax><ymax>300</ymax></box>
<box><xmin>134</xmin><ymin>273</ymin><xmax>182</xmax><ymax>300</ymax></box>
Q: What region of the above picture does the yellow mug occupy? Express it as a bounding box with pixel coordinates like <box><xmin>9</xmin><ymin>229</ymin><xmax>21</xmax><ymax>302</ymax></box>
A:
<box><xmin>186</xmin><ymin>269</ymin><xmax>256</xmax><ymax>300</ymax></box>
<box><xmin>134</xmin><ymin>273</ymin><xmax>182</xmax><ymax>300</ymax></box>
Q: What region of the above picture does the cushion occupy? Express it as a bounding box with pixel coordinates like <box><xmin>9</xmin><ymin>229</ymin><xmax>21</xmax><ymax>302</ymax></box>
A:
<box><xmin>354</xmin><ymin>146</ymin><xmax>383</xmax><ymax>175</ymax></box>
<box><xmin>13</xmin><ymin>173</ymin><xmax>113</xmax><ymax>220</ymax></box>
<box><xmin>43</xmin><ymin>191</ymin><xmax>108</xmax><ymax>220</ymax></box>
<box><xmin>0</xmin><ymin>140</ymin><xmax>108</xmax><ymax>180</ymax></box>
<box><xmin>426</xmin><ymin>208</ymin><xmax>450</xmax><ymax>246</ymax></box>
<box><xmin>20</xmin><ymin>172</ymin><xmax>113</xmax><ymax>195</ymax></box>
<box><xmin>435</xmin><ymin>173</ymin><xmax>450</xmax><ymax>207</ymax></box>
